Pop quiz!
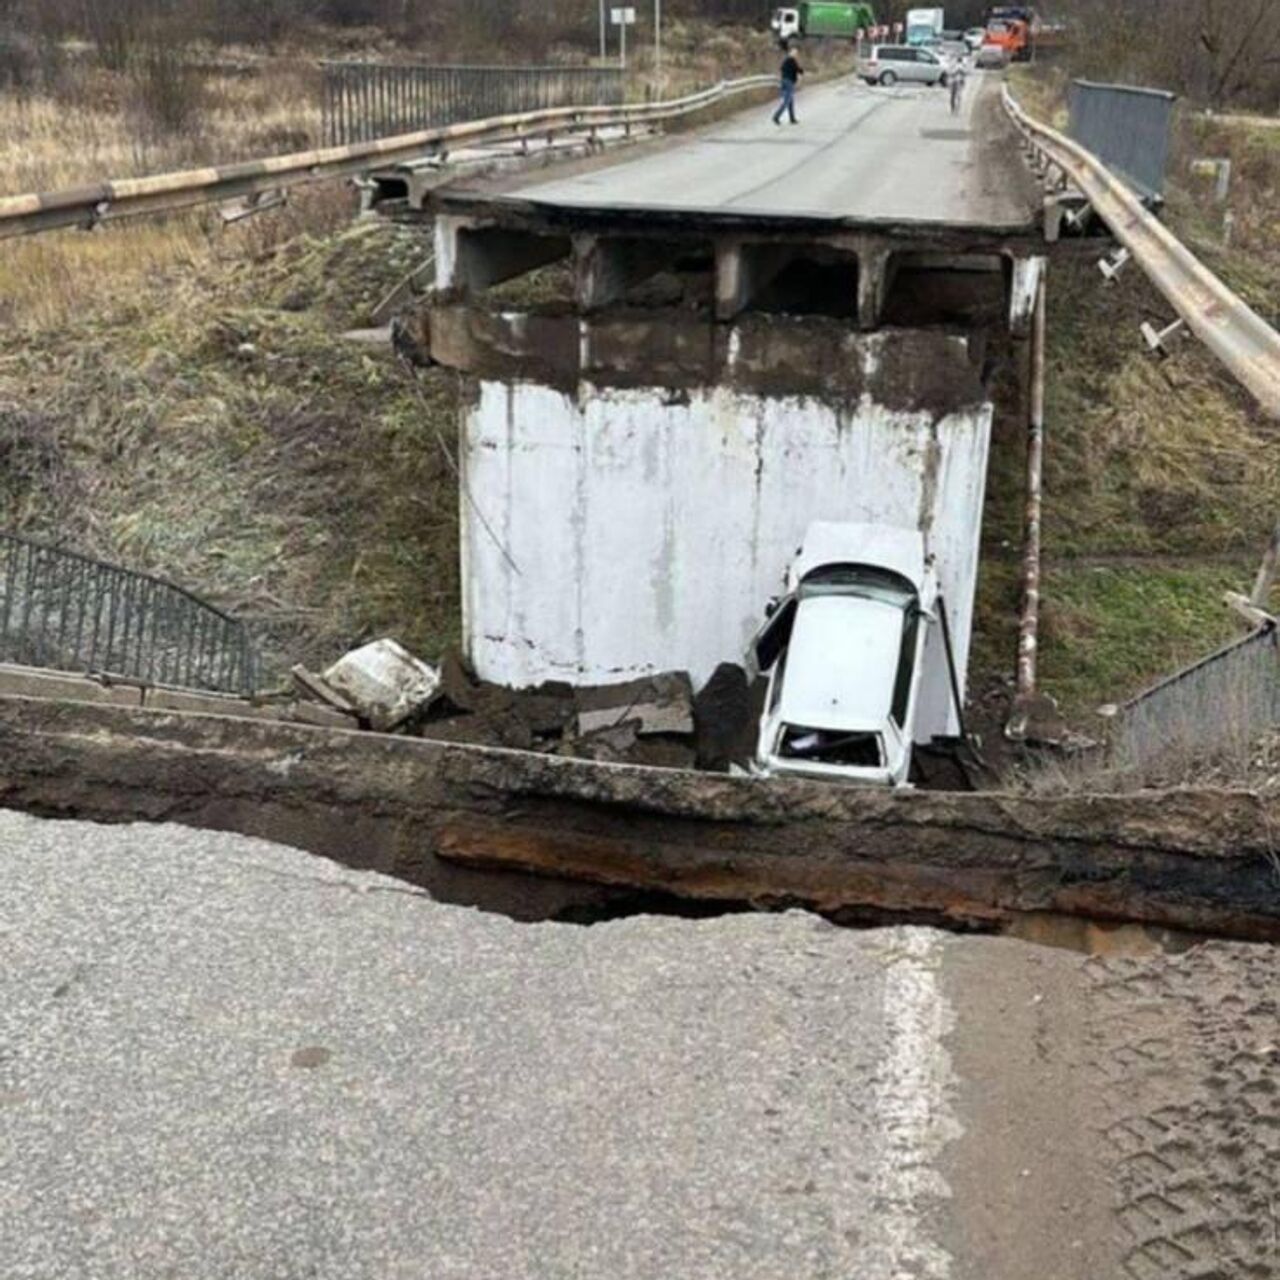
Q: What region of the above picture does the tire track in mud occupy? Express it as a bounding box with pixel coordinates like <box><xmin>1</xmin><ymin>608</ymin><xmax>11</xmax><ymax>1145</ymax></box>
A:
<box><xmin>1086</xmin><ymin>945</ymin><xmax>1280</xmax><ymax>1280</ymax></box>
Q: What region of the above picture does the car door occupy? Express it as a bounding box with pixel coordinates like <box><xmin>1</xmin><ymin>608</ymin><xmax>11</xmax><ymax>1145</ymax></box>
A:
<box><xmin>747</xmin><ymin>594</ymin><xmax>798</xmax><ymax>677</ymax></box>
<box><xmin>914</xmin><ymin>50</ymin><xmax>941</xmax><ymax>83</ymax></box>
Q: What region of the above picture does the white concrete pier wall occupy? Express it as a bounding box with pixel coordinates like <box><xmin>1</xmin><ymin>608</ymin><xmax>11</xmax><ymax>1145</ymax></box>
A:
<box><xmin>462</xmin><ymin>381</ymin><xmax>992</xmax><ymax>741</ymax></box>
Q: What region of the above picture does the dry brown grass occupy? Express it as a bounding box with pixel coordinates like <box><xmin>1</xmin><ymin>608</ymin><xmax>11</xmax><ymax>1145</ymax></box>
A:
<box><xmin>0</xmin><ymin>55</ymin><xmax>326</xmax><ymax>328</ymax></box>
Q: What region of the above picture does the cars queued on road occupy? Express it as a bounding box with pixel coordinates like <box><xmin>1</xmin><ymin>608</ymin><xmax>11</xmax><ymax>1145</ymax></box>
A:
<box><xmin>772</xmin><ymin>3</ymin><xmax>1046</xmax><ymax>90</ymax></box>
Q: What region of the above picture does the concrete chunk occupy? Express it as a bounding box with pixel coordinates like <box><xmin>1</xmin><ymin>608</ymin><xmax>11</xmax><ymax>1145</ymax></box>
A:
<box><xmin>575</xmin><ymin>673</ymin><xmax>694</xmax><ymax>738</ymax></box>
<box><xmin>322</xmin><ymin>639</ymin><xmax>441</xmax><ymax>732</ymax></box>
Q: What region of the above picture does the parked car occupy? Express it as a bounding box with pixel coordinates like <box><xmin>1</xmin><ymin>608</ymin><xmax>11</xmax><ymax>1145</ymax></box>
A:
<box><xmin>748</xmin><ymin>522</ymin><xmax>939</xmax><ymax>788</ymax></box>
<box><xmin>964</xmin><ymin>26</ymin><xmax>987</xmax><ymax>49</ymax></box>
<box><xmin>922</xmin><ymin>37</ymin><xmax>972</xmax><ymax>72</ymax></box>
<box><xmin>857</xmin><ymin>43</ymin><xmax>949</xmax><ymax>87</ymax></box>
<box><xmin>974</xmin><ymin>39</ymin><xmax>1010</xmax><ymax>68</ymax></box>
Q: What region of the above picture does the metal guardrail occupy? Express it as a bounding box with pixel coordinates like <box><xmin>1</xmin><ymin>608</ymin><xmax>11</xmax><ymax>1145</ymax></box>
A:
<box><xmin>323</xmin><ymin>64</ymin><xmax>626</xmax><ymax>147</ymax></box>
<box><xmin>1004</xmin><ymin>86</ymin><xmax>1280</xmax><ymax>419</ymax></box>
<box><xmin>0</xmin><ymin>76</ymin><xmax>774</xmax><ymax>242</ymax></box>
<box><xmin>0</xmin><ymin>532</ymin><xmax>256</xmax><ymax>694</ymax></box>
<box><xmin>1067</xmin><ymin>79</ymin><xmax>1175</xmax><ymax>200</ymax></box>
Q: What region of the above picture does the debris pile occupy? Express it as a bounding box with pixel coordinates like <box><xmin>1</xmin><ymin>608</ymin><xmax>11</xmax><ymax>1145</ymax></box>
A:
<box><xmin>293</xmin><ymin>641</ymin><xmax>760</xmax><ymax>772</ymax></box>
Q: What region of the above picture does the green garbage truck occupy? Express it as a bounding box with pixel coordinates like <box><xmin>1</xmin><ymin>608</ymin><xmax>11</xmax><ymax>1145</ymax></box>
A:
<box><xmin>771</xmin><ymin>2</ymin><xmax>876</xmax><ymax>42</ymax></box>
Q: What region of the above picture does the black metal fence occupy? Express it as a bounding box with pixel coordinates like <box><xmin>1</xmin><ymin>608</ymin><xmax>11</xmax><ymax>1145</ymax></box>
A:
<box><xmin>1068</xmin><ymin>79</ymin><xmax>1176</xmax><ymax>201</ymax></box>
<box><xmin>1112</xmin><ymin>624</ymin><xmax>1280</xmax><ymax>780</ymax></box>
<box><xmin>0</xmin><ymin>532</ymin><xmax>257</xmax><ymax>695</ymax></box>
<box><xmin>322</xmin><ymin>63</ymin><xmax>627</xmax><ymax>147</ymax></box>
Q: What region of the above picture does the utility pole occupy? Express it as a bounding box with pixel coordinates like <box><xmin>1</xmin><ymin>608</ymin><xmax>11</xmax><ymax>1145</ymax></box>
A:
<box><xmin>599</xmin><ymin>0</ymin><xmax>606</xmax><ymax>60</ymax></box>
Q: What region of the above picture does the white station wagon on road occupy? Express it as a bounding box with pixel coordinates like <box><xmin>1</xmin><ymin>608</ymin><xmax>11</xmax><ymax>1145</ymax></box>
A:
<box><xmin>749</xmin><ymin>522</ymin><xmax>938</xmax><ymax>788</ymax></box>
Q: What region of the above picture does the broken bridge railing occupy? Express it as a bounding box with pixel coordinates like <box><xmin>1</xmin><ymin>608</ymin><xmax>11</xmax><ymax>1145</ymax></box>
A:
<box><xmin>0</xmin><ymin>531</ymin><xmax>257</xmax><ymax>695</ymax></box>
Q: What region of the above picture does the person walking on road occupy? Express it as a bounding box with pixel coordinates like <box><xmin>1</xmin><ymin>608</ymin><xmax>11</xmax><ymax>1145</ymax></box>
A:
<box><xmin>949</xmin><ymin>61</ymin><xmax>967</xmax><ymax>115</ymax></box>
<box><xmin>772</xmin><ymin>45</ymin><xmax>804</xmax><ymax>125</ymax></box>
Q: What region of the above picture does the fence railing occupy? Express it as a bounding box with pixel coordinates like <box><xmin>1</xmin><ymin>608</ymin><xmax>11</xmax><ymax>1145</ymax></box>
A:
<box><xmin>1111</xmin><ymin>624</ymin><xmax>1280</xmax><ymax>780</ymax></box>
<box><xmin>323</xmin><ymin>63</ymin><xmax>627</xmax><ymax>147</ymax></box>
<box><xmin>0</xmin><ymin>532</ymin><xmax>257</xmax><ymax>694</ymax></box>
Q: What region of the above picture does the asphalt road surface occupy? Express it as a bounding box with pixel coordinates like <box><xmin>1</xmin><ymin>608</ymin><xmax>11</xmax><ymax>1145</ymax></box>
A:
<box><xmin>2</xmin><ymin>811</ymin><xmax>1277</xmax><ymax>1279</ymax></box>
<box><xmin>475</xmin><ymin>74</ymin><xmax>1040</xmax><ymax>231</ymax></box>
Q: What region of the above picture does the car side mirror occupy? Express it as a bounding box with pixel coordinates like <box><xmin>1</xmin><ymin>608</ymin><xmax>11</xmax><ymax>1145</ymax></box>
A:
<box><xmin>765</xmin><ymin>596</ymin><xmax>782</xmax><ymax>618</ymax></box>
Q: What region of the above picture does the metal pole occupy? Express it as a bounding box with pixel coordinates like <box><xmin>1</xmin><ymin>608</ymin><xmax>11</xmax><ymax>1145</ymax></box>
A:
<box><xmin>654</xmin><ymin>0</ymin><xmax>661</xmax><ymax>81</ymax></box>
<box><xmin>620</xmin><ymin>14</ymin><xmax>627</xmax><ymax>70</ymax></box>
<box><xmin>599</xmin><ymin>0</ymin><xmax>606</xmax><ymax>60</ymax></box>
<box><xmin>1250</xmin><ymin>520</ymin><xmax>1280</xmax><ymax>608</ymax></box>
<box><xmin>1015</xmin><ymin>273</ymin><xmax>1048</xmax><ymax>705</ymax></box>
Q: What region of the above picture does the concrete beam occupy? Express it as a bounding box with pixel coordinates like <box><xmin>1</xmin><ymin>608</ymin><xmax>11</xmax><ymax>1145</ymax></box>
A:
<box><xmin>1008</xmin><ymin>255</ymin><xmax>1047</xmax><ymax>338</ymax></box>
<box><xmin>433</xmin><ymin>214</ymin><xmax>569</xmax><ymax>294</ymax></box>
<box><xmin>574</xmin><ymin>235</ymin><xmax>672</xmax><ymax>311</ymax></box>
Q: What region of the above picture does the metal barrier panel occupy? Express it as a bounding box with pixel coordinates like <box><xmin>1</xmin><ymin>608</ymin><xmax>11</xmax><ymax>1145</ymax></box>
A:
<box><xmin>1067</xmin><ymin>79</ymin><xmax>1175</xmax><ymax>200</ymax></box>
<box><xmin>322</xmin><ymin>64</ymin><xmax>628</xmax><ymax>147</ymax></box>
<box><xmin>1112</xmin><ymin>625</ymin><xmax>1280</xmax><ymax>778</ymax></box>
<box><xmin>0</xmin><ymin>532</ymin><xmax>257</xmax><ymax>694</ymax></box>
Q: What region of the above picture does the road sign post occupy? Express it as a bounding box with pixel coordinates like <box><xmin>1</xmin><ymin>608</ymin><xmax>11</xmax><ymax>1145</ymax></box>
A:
<box><xmin>611</xmin><ymin>6</ymin><xmax>636</xmax><ymax>70</ymax></box>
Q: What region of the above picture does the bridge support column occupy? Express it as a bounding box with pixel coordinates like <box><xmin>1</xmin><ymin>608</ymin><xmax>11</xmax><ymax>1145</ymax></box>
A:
<box><xmin>574</xmin><ymin>234</ymin><xmax>671</xmax><ymax>311</ymax></box>
<box><xmin>433</xmin><ymin>215</ymin><xmax>570</xmax><ymax>294</ymax></box>
<box><xmin>714</xmin><ymin>241</ymin><xmax>794</xmax><ymax>321</ymax></box>
<box><xmin>855</xmin><ymin>243</ymin><xmax>896</xmax><ymax>332</ymax></box>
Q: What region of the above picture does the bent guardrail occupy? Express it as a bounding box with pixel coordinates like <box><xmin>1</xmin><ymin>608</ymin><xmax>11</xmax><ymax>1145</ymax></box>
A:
<box><xmin>1003</xmin><ymin>86</ymin><xmax>1280</xmax><ymax>420</ymax></box>
<box><xmin>0</xmin><ymin>76</ymin><xmax>775</xmax><ymax>242</ymax></box>
<box><xmin>0</xmin><ymin>531</ymin><xmax>257</xmax><ymax>694</ymax></box>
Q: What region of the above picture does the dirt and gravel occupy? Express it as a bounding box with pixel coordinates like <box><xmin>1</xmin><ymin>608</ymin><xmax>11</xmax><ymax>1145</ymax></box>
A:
<box><xmin>2</xmin><ymin>809</ymin><xmax>1277</xmax><ymax>1279</ymax></box>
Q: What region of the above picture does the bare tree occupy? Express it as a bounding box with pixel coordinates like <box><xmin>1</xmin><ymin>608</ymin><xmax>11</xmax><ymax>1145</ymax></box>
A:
<box><xmin>1197</xmin><ymin>0</ymin><xmax>1280</xmax><ymax>108</ymax></box>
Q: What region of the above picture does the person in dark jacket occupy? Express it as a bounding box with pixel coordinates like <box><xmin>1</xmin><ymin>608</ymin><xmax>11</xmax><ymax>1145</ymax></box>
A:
<box><xmin>772</xmin><ymin>45</ymin><xmax>803</xmax><ymax>125</ymax></box>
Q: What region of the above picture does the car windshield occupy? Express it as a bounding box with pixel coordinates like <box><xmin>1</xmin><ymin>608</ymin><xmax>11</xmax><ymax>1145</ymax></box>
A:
<box><xmin>797</xmin><ymin>563</ymin><xmax>918</xmax><ymax>609</ymax></box>
<box><xmin>777</xmin><ymin>725</ymin><xmax>884</xmax><ymax>768</ymax></box>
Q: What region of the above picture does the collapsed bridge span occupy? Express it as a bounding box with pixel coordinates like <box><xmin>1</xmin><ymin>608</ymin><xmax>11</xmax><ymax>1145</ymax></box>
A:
<box><xmin>3</xmin><ymin>695</ymin><xmax>1279</xmax><ymax>943</ymax></box>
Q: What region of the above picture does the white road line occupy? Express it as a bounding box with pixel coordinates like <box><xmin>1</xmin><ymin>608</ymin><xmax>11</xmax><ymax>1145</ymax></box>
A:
<box><xmin>867</xmin><ymin>927</ymin><xmax>962</xmax><ymax>1279</ymax></box>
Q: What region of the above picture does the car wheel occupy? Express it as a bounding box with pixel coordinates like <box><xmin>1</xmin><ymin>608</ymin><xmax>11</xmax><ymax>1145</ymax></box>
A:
<box><xmin>939</xmin><ymin>71</ymin><xmax>949</xmax><ymax>87</ymax></box>
<box><xmin>879</xmin><ymin>70</ymin><xmax>897</xmax><ymax>86</ymax></box>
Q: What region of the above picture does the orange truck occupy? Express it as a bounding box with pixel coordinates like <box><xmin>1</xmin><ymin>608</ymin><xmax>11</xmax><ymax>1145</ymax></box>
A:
<box><xmin>983</xmin><ymin>15</ymin><xmax>1031</xmax><ymax>60</ymax></box>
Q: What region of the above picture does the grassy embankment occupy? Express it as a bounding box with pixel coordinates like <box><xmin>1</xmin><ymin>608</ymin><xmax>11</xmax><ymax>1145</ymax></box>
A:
<box><xmin>0</xmin><ymin>24</ymin><xmax>785</xmax><ymax>680</ymax></box>
<box><xmin>971</xmin><ymin>67</ymin><xmax>1280</xmax><ymax>726</ymax></box>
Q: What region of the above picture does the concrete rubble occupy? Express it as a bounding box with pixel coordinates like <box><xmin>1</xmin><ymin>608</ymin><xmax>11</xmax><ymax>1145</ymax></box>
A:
<box><xmin>317</xmin><ymin>638</ymin><xmax>442</xmax><ymax>732</ymax></box>
<box><xmin>291</xmin><ymin>642</ymin><xmax>744</xmax><ymax>772</ymax></box>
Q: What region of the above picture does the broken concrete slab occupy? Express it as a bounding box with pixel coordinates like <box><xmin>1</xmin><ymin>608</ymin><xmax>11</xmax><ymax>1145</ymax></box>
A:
<box><xmin>0</xmin><ymin>664</ymin><xmax>143</xmax><ymax>708</ymax></box>
<box><xmin>692</xmin><ymin>663</ymin><xmax>757</xmax><ymax>771</ymax></box>
<box><xmin>6</xmin><ymin>695</ymin><xmax>1280</xmax><ymax>942</ymax></box>
<box><xmin>291</xmin><ymin>664</ymin><xmax>359</xmax><ymax>715</ymax></box>
<box><xmin>564</xmin><ymin>720</ymin><xmax>641</xmax><ymax>763</ymax></box>
<box><xmin>322</xmin><ymin>639</ymin><xmax>441</xmax><ymax>732</ymax></box>
<box><xmin>576</xmin><ymin>672</ymin><xmax>694</xmax><ymax>738</ymax></box>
